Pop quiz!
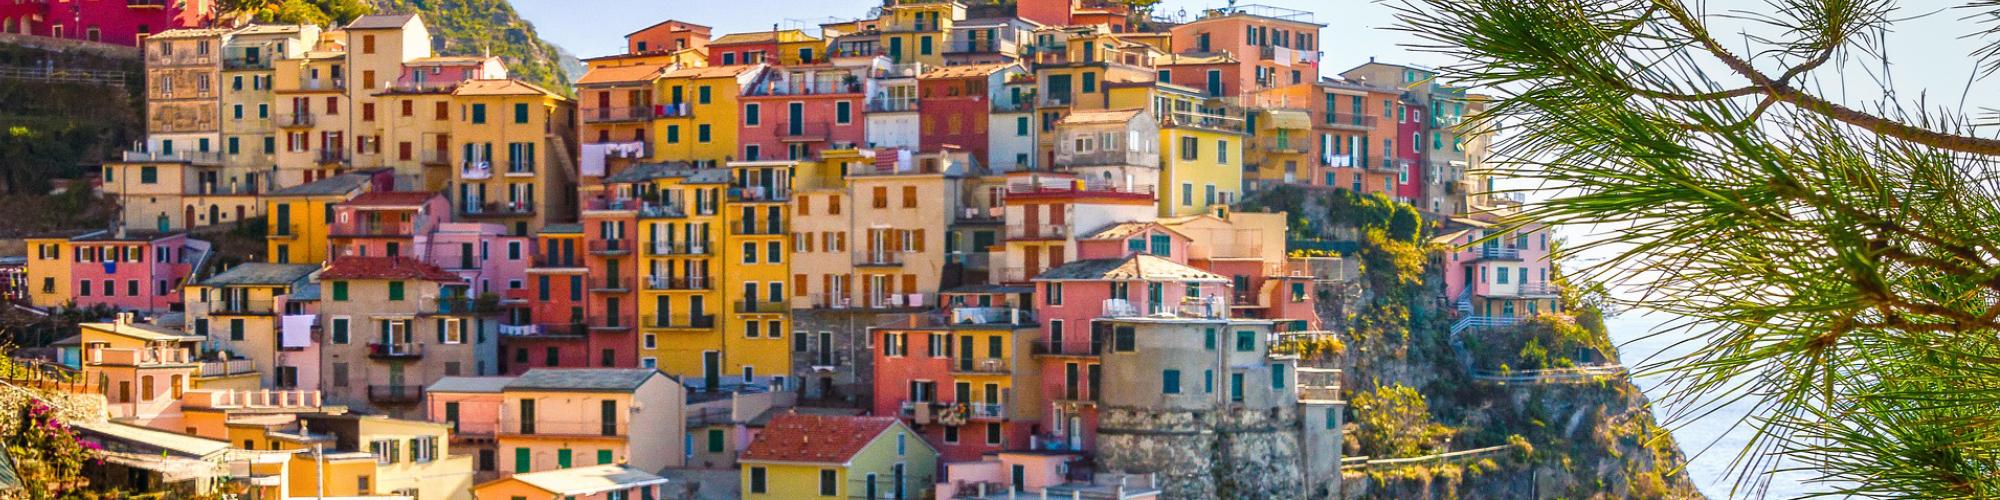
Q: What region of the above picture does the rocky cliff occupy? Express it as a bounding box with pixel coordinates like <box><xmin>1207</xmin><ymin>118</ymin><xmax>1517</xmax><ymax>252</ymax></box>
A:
<box><xmin>369</xmin><ymin>0</ymin><xmax>582</xmax><ymax>95</ymax></box>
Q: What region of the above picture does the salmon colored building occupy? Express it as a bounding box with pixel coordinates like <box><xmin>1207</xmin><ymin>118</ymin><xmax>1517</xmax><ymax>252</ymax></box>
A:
<box><xmin>870</xmin><ymin>292</ymin><xmax>1040</xmax><ymax>462</ymax></box>
<box><xmin>1167</xmin><ymin>5</ymin><xmax>1322</xmax><ymax>94</ymax></box>
<box><xmin>624</xmin><ymin>20</ymin><xmax>711</xmax><ymax>55</ymax></box>
<box><xmin>738</xmin><ymin>62</ymin><xmax>873</xmax><ymax>161</ymax></box>
<box><xmin>69</xmin><ymin>230</ymin><xmax>211</xmax><ymax>312</ymax></box>
<box><xmin>918</xmin><ymin>62</ymin><xmax>1025</xmax><ymax>166</ymax></box>
<box><xmin>501</xmin><ymin>224</ymin><xmax>596</xmax><ymax>375</ymax></box>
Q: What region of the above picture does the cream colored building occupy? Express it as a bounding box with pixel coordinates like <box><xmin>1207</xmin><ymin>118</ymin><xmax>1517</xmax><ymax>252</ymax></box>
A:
<box><xmin>495</xmin><ymin>369</ymin><xmax>687</xmax><ymax>475</ymax></box>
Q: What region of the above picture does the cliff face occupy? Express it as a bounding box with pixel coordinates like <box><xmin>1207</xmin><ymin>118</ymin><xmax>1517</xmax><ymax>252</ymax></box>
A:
<box><xmin>1239</xmin><ymin>186</ymin><xmax>1700</xmax><ymax>499</ymax></box>
<box><xmin>369</xmin><ymin>0</ymin><xmax>582</xmax><ymax>95</ymax></box>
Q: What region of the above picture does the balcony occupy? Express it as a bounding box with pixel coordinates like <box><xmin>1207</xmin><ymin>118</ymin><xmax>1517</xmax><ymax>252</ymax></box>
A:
<box><xmin>367</xmin><ymin>385</ymin><xmax>424</xmax><ymax>404</ymax></box>
<box><xmin>589</xmin><ymin>278</ymin><xmax>629</xmax><ymax>292</ymax></box>
<box><xmin>734</xmin><ymin>300</ymin><xmax>787</xmax><ymax>314</ymax></box>
<box><xmin>1004</xmin><ymin>224</ymin><xmax>1069</xmax><ymax>240</ymax></box>
<box><xmin>209</xmin><ymin>298</ymin><xmax>275</xmax><ymax>315</ymax></box>
<box><xmin>315</xmin><ymin>149</ymin><xmax>350</xmax><ymax>165</ymax></box>
<box><xmin>1003</xmin><ymin>182</ymin><xmax>1155</xmax><ymax>201</ymax></box>
<box><xmin>88</xmin><ymin>347</ymin><xmax>192</xmax><ymax>366</ymax></box>
<box><xmin>383</xmin><ymin>81</ymin><xmax>462</xmax><ymax>94</ymax></box>
<box><xmin>430</xmin><ymin>297</ymin><xmax>488</xmax><ymax>315</ymax></box>
<box><xmin>657</xmin><ymin>102</ymin><xmax>694</xmax><ymax>118</ymax></box>
<box><xmin>588</xmin><ymin>239</ymin><xmax>632</xmax><ymax>255</ymax></box>
<box><xmin>222</xmin><ymin>56</ymin><xmax>271</xmax><ymax>71</ymax></box>
<box><xmin>1031</xmin><ymin>340</ymin><xmax>1103</xmax><ymax>357</ymax></box>
<box><xmin>277</xmin><ymin>113</ymin><xmax>315</xmax><ymax>128</ymax></box>
<box><xmin>295</xmin><ymin>77</ymin><xmax>346</xmax><ymax>92</ymax></box>
<box><xmin>1259</xmin><ymin>137</ymin><xmax>1312</xmax><ymax>155</ymax></box>
<box><xmin>583</xmin><ymin>316</ymin><xmax>632</xmax><ymax>332</ymax></box>
<box><xmin>956</xmin><ymin>206</ymin><xmax>1004</xmax><ymax>224</ymax></box>
<box><xmin>853</xmin><ymin>251</ymin><xmax>905</xmax><ymax>267</ymax></box>
<box><xmin>500</xmin><ymin>416</ymin><xmax>623</xmax><ymax>439</ymax></box>
<box><xmin>196</xmin><ymin>359</ymin><xmax>258</xmax><ymax>378</ymax></box>
<box><xmin>460</xmin><ymin>161</ymin><xmax>493</xmax><ymax>179</ymax></box>
<box><xmin>866</xmin><ymin>98</ymin><xmax>918</xmax><ymax>113</ymax></box>
<box><xmin>950</xmin><ymin>357</ymin><xmax>1010</xmax><ymax>375</ymax></box>
<box><xmin>638</xmin><ymin>202</ymin><xmax>688</xmax><ymax>218</ymax></box>
<box><xmin>461</xmin><ymin>201</ymin><xmax>535</xmax><ymax>218</ymax></box>
<box><xmin>581</xmin><ymin>106</ymin><xmax>655</xmax><ymax>124</ymax></box>
<box><xmin>1482</xmin><ymin>282</ymin><xmax>1561</xmax><ymax>298</ymax></box>
<box><xmin>329</xmin><ymin>219</ymin><xmax>415</xmax><ymax>237</ymax></box>
<box><xmin>421</xmin><ymin>149</ymin><xmax>451</xmax><ymax>166</ymax></box>
<box><xmin>729</xmin><ymin>185</ymin><xmax>791</xmax><ymax>202</ymax></box>
<box><xmin>648</xmin><ymin>242</ymin><xmax>711</xmax><ymax>256</ymax></box>
<box><xmin>776</xmin><ymin>121</ymin><xmax>832</xmax><ymax>142</ymax></box>
<box><xmin>129</xmin><ymin>0</ymin><xmax>170</xmax><ymax>9</ymax></box>
<box><xmin>966</xmin><ymin>402</ymin><xmax>1006</xmax><ymax>420</ymax></box>
<box><xmin>643</xmin><ymin>276</ymin><xmax>712</xmax><ymax>291</ymax></box>
<box><xmin>641</xmin><ymin>314</ymin><xmax>717</xmax><ymax>330</ymax></box>
<box><xmin>992</xmin><ymin>98</ymin><xmax>1034</xmax><ymax>113</ymax></box>
<box><xmin>944</xmin><ymin>39</ymin><xmax>1019</xmax><ymax>55</ymax></box>
<box><xmin>1321</xmin><ymin>113</ymin><xmax>1378</xmax><ymax>131</ymax></box>
<box><xmin>1469</xmin><ymin>246</ymin><xmax>1523</xmax><ymax>261</ymax></box>
<box><xmin>732</xmin><ymin>220</ymin><xmax>789</xmax><ymax>236</ymax></box>
<box><xmin>267</xmin><ymin>223</ymin><xmax>301</xmax><ymax>240</ymax></box>
<box><xmin>367</xmin><ymin>343</ymin><xmax>423</xmax><ymax>360</ymax></box>
<box><xmin>122</xmin><ymin>149</ymin><xmax>222</xmax><ymax>165</ymax></box>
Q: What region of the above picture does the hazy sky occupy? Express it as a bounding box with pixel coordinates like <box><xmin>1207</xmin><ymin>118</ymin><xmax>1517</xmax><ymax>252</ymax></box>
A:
<box><xmin>511</xmin><ymin>0</ymin><xmax>1443</xmax><ymax>79</ymax></box>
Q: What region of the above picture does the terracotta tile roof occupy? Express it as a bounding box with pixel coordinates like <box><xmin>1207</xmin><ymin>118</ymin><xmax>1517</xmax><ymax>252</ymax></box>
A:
<box><xmin>454</xmin><ymin>79</ymin><xmax>562</xmax><ymax>98</ymax></box>
<box><xmin>320</xmin><ymin>257</ymin><xmax>461</xmax><ymax>282</ymax></box>
<box><xmin>919</xmin><ymin>62</ymin><xmax>1017</xmax><ymax>80</ymax></box>
<box><xmin>577</xmin><ymin>63</ymin><xmax>671</xmax><ymax>85</ymax></box>
<box><xmin>341</xmin><ymin>191</ymin><xmax>435</xmax><ymax>208</ymax></box>
<box><xmin>740</xmin><ymin>414</ymin><xmax>898</xmax><ymax>464</ymax></box>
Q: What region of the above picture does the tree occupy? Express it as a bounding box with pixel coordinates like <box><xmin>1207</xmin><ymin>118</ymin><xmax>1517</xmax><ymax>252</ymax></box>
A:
<box><xmin>1397</xmin><ymin>0</ymin><xmax>2000</xmax><ymax>497</ymax></box>
<box><xmin>1351</xmin><ymin>383</ymin><xmax>1453</xmax><ymax>457</ymax></box>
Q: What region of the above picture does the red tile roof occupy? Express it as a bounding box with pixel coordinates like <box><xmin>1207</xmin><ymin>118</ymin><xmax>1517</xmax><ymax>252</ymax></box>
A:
<box><xmin>740</xmin><ymin>414</ymin><xmax>899</xmax><ymax>464</ymax></box>
<box><xmin>320</xmin><ymin>257</ymin><xmax>462</xmax><ymax>282</ymax></box>
<box><xmin>342</xmin><ymin>191</ymin><xmax>437</xmax><ymax>208</ymax></box>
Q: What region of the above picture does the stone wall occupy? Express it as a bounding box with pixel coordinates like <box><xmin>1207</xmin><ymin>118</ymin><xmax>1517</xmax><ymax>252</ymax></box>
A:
<box><xmin>790</xmin><ymin>308</ymin><xmax>920</xmax><ymax>406</ymax></box>
<box><xmin>1097</xmin><ymin>404</ymin><xmax>1308</xmax><ymax>499</ymax></box>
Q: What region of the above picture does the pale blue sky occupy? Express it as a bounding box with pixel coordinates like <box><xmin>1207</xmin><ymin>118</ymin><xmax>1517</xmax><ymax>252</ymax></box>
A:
<box><xmin>511</xmin><ymin>0</ymin><xmax>1440</xmax><ymax>78</ymax></box>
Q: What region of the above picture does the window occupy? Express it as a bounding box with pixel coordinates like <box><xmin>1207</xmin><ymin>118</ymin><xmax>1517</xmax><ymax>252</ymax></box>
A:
<box><xmin>1180</xmin><ymin>137</ymin><xmax>1199</xmax><ymax>160</ymax></box>
<box><xmin>387</xmin><ymin>281</ymin><xmax>405</xmax><ymax>300</ymax></box>
<box><xmin>514</xmin><ymin>103</ymin><xmax>529</xmax><ymax>123</ymax></box>
<box><xmin>471</xmin><ymin>103</ymin><xmax>486</xmax><ymax>124</ymax></box>
<box><xmin>1181</xmin><ymin>183</ymin><xmax>1193</xmax><ymax>206</ymax></box>
<box><xmin>514</xmin><ymin>448</ymin><xmax>530</xmax><ymax>473</ymax></box>
<box><xmin>698</xmin><ymin>86</ymin><xmax>712</xmax><ymax>104</ymax></box>
<box><xmin>1162</xmin><ymin>369</ymin><xmax>1181</xmax><ymax>394</ymax></box>
<box><xmin>1272</xmin><ymin>363</ymin><xmax>1287</xmax><ymax>389</ymax></box>
<box><xmin>902</xmin><ymin>186</ymin><xmax>918</xmax><ymax>208</ymax></box>
<box><xmin>749</xmin><ymin>467</ymin><xmax>768</xmax><ymax>493</ymax></box>
<box><xmin>743</xmin><ymin>242</ymin><xmax>758</xmax><ymax>263</ymax></box>
<box><xmin>819</xmin><ymin>469</ymin><xmax>838</xmax><ymax>496</ymax></box>
<box><xmin>332</xmin><ymin>281</ymin><xmax>349</xmax><ymax>301</ymax></box>
<box><xmin>698</xmin><ymin>124</ymin><xmax>711</xmax><ymax>143</ymax></box>
<box><xmin>330</xmin><ymin>317</ymin><xmax>349</xmax><ymax>344</ymax></box>
<box><xmin>1217</xmin><ymin>140</ymin><xmax>1229</xmax><ymax>164</ymax></box>
<box><xmin>1113</xmin><ymin>325</ymin><xmax>1136</xmax><ymax>352</ymax></box>
<box><xmin>597</xmin><ymin>449</ymin><xmax>613</xmax><ymax>465</ymax></box>
<box><xmin>1236</xmin><ymin>331</ymin><xmax>1255</xmax><ymax>351</ymax></box>
<box><xmin>1231</xmin><ymin>372</ymin><xmax>1245</xmax><ymax>401</ymax></box>
<box><xmin>836</xmin><ymin>101</ymin><xmax>852</xmax><ymax>124</ymax></box>
<box><xmin>744</xmin><ymin>103</ymin><xmax>761</xmax><ymax>125</ymax></box>
<box><xmin>140</xmin><ymin>166</ymin><xmax>158</xmax><ymax>184</ymax></box>
<box><xmin>1047</xmin><ymin>283</ymin><xmax>1063</xmax><ymax>305</ymax></box>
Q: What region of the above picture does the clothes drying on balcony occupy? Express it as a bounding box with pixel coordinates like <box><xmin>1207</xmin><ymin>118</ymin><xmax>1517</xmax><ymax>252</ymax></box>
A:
<box><xmin>579</xmin><ymin>141</ymin><xmax>648</xmax><ymax>177</ymax></box>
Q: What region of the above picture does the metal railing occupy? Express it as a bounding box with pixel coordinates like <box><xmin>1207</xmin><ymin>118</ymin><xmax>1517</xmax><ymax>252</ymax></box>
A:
<box><xmin>122</xmin><ymin>149</ymin><xmax>222</xmax><ymax>165</ymax></box>
<box><xmin>367</xmin><ymin>343</ymin><xmax>423</xmax><ymax>360</ymax></box>
<box><xmin>734</xmin><ymin>301</ymin><xmax>788</xmax><ymax>314</ymax></box>
<box><xmin>951</xmin><ymin>357</ymin><xmax>1011</xmax><ymax>375</ymax></box>
<box><xmin>1470</xmin><ymin>246</ymin><xmax>1522</xmax><ymax>260</ymax></box>
<box><xmin>209</xmin><ymin>298</ymin><xmax>276</xmax><ymax>315</ymax></box>
<box><xmin>366</xmin><ymin>385</ymin><xmax>424</xmax><ymax>404</ymax></box>
<box><xmin>222</xmin><ymin>56</ymin><xmax>271</xmax><ymax>71</ymax></box>
<box><xmin>1260</xmin><ymin>137</ymin><xmax>1313</xmax><ymax>154</ymax></box>
<box><xmin>866</xmin><ymin>98</ymin><xmax>918</xmax><ymax>113</ymax></box>
<box><xmin>1004</xmin><ymin>224</ymin><xmax>1069</xmax><ymax>240</ymax></box>
<box><xmin>420</xmin><ymin>149</ymin><xmax>451</xmax><ymax>166</ymax></box>
<box><xmin>732</xmin><ymin>220</ymin><xmax>789</xmax><ymax>235</ymax></box>
<box><xmin>588</xmin><ymin>240</ymin><xmax>631</xmax><ymax>255</ymax></box>
<box><xmin>580</xmin><ymin>106</ymin><xmax>655</xmax><ymax>123</ymax></box>
<box><xmin>196</xmin><ymin>359</ymin><xmax>257</xmax><ymax>377</ymax></box>
<box><xmin>1322</xmin><ymin>113</ymin><xmax>1377</xmax><ymax>129</ymax></box>
<box><xmin>641</xmin><ymin>314</ymin><xmax>716</xmax><ymax>329</ymax></box>
<box><xmin>648</xmin><ymin>242</ymin><xmax>711</xmax><ymax>256</ymax></box>
<box><xmin>268</xmin><ymin>223</ymin><xmax>301</xmax><ymax>239</ymax></box>
<box><xmin>329</xmin><ymin>219</ymin><xmax>414</xmax><ymax>237</ymax></box>
<box><xmin>460</xmin><ymin>161</ymin><xmax>493</xmax><ymax>179</ymax></box>
<box><xmin>1031</xmin><ymin>339</ymin><xmax>1103</xmax><ymax>357</ymax></box>
<box><xmin>775</xmin><ymin>121</ymin><xmax>832</xmax><ymax>141</ymax></box>
<box><xmin>296</xmin><ymin>77</ymin><xmax>345</xmax><ymax>91</ymax></box>
<box><xmin>315</xmin><ymin>149</ymin><xmax>349</xmax><ymax>164</ymax></box>
<box><xmin>749</xmin><ymin>79</ymin><xmax>865</xmax><ymax>96</ymax></box>
<box><xmin>643</xmin><ymin>276</ymin><xmax>711</xmax><ymax>291</ymax></box>
<box><xmin>461</xmin><ymin>201</ymin><xmax>535</xmax><ymax>217</ymax></box>
<box><xmin>853</xmin><ymin>251</ymin><xmax>906</xmax><ymax>266</ymax></box>
<box><xmin>589</xmin><ymin>277</ymin><xmax>629</xmax><ymax>291</ymax></box>
<box><xmin>277</xmin><ymin>112</ymin><xmax>314</xmax><ymax>127</ymax></box>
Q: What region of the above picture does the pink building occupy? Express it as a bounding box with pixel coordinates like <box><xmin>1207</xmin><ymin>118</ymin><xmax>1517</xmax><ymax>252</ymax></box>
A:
<box><xmin>69</xmin><ymin>230</ymin><xmax>210</xmax><ymax>312</ymax></box>
<box><xmin>738</xmin><ymin>64</ymin><xmax>870</xmax><ymax>161</ymax></box>
<box><xmin>428</xmin><ymin>222</ymin><xmax>532</xmax><ymax>298</ymax></box>
<box><xmin>424</xmin><ymin>376</ymin><xmax>511</xmax><ymax>483</ymax></box>
<box><xmin>1395</xmin><ymin>95</ymin><xmax>1427</xmax><ymax>202</ymax></box>
<box><xmin>1166</xmin><ymin>5</ymin><xmax>1323</xmax><ymax>94</ymax></box>
<box><xmin>329</xmin><ymin>191</ymin><xmax>451</xmax><ymax>260</ymax></box>
<box><xmin>9</xmin><ymin>0</ymin><xmax>214</xmax><ymax>46</ymax></box>
<box><xmin>392</xmin><ymin>56</ymin><xmax>508</xmax><ymax>92</ymax></box>
<box><xmin>870</xmin><ymin>291</ymin><xmax>1039</xmax><ymax>462</ymax></box>
<box><xmin>1028</xmin><ymin>254</ymin><xmax>1229</xmax><ymax>451</ymax></box>
<box><xmin>1437</xmin><ymin>217</ymin><xmax>1561</xmax><ymax>332</ymax></box>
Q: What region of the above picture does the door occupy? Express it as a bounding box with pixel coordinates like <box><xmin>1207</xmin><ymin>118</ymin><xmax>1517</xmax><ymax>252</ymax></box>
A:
<box><xmin>957</xmin><ymin>335</ymin><xmax>973</xmax><ymax>371</ymax></box>
<box><xmin>1066</xmin><ymin>415</ymin><xmax>1081</xmax><ymax>450</ymax></box>
<box><xmin>889</xmin><ymin>37</ymin><xmax>904</xmax><ymax>62</ymax></box>
<box><xmin>818</xmin><ymin>332</ymin><xmax>833</xmax><ymax>365</ymax></box>
<box><xmin>702</xmin><ymin>351</ymin><xmax>720</xmax><ymax>391</ymax></box>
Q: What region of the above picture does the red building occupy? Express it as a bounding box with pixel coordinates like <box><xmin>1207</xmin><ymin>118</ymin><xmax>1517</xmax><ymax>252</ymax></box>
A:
<box><xmin>1156</xmin><ymin>53</ymin><xmax>1241</xmax><ymax>99</ymax></box>
<box><xmin>499</xmin><ymin>224</ymin><xmax>597</xmax><ymax>375</ymax></box>
<box><xmin>1395</xmin><ymin>95</ymin><xmax>1427</xmax><ymax>202</ymax></box>
<box><xmin>10</xmin><ymin>0</ymin><xmax>215</xmax><ymax>47</ymax></box>
<box><xmin>738</xmin><ymin>63</ymin><xmax>871</xmax><ymax>161</ymax></box>
<box><xmin>624</xmin><ymin>19</ymin><xmax>710</xmax><ymax>55</ymax></box>
<box><xmin>871</xmin><ymin>289</ymin><xmax>1040</xmax><ymax>462</ymax></box>
<box><xmin>580</xmin><ymin>201</ymin><xmax>640</xmax><ymax>369</ymax></box>
<box><xmin>917</xmin><ymin>62</ymin><xmax>1022</xmax><ymax>165</ymax></box>
<box><xmin>1018</xmin><ymin>0</ymin><xmax>1130</xmax><ymax>32</ymax></box>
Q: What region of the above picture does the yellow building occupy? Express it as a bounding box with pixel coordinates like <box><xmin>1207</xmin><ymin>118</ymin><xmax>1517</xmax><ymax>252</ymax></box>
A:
<box><xmin>470</xmin><ymin>464</ymin><xmax>668</xmax><ymax>500</ymax></box>
<box><xmin>878</xmin><ymin>0</ymin><xmax>965</xmax><ymax>66</ymax></box>
<box><xmin>1243</xmin><ymin>108</ymin><xmax>1315</xmax><ymax>187</ymax></box>
<box><xmin>740</xmin><ymin>414</ymin><xmax>936</xmax><ymax>499</ymax></box>
<box><xmin>265</xmin><ymin>171</ymin><xmax>378</xmax><ymax>264</ymax></box>
<box><xmin>652</xmin><ymin>65</ymin><xmax>762</xmax><ymax>165</ymax></box>
<box><xmin>274</xmin><ymin>413</ymin><xmax>477</xmax><ymax>500</ymax></box>
<box><xmin>272</xmin><ymin>38</ymin><xmax>355</xmax><ymax>188</ymax></box>
<box><xmin>24</xmin><ymin>230</ymin><xmax>94</xmax><ymax>308</ymax></box>
<box><xmin>220</xmin><ymin>24</ymin><xmax>320</xmax><ymax>195</ymax></box>
<box><xmin>1157</xmin><ymin>108</ymin><xmax>1247</xmax><ymax>217</ymax></box>
<box><xmin>789</xmin><ymin>148</ymin><xmax>969</xmax><ymax>310</ymax></box>
<box><xmin>722</xmin><ymin>161</ymin><xmax>795</xmax><ymax>387</ymax></box>
<box><xmin>343</xmin><ymin>14</ymin><xmax>436</xmax><ymax>172</ymax></box>
<box><xmin>448</xmin><ymin>79</ymin><xmax>578</xmax><ymax>236</ymax></box>
<box><xmin>184</xmin><ymin>263</ymin><xmax>320</xmax><ymax>389</ymax></box>
<box><xmin>604</xmin><ymin>164</ymin><xmax>728</xmax><ymax>379</ymax></box>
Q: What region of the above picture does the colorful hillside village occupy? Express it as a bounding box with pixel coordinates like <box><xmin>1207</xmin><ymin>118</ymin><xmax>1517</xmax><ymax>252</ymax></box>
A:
<box><xmin>6</xmin><ymin>1</ymin><xmax>1562</xmax><ymax>498</ymax></box>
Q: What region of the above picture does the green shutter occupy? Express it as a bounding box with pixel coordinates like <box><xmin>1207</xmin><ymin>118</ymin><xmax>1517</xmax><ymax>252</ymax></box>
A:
<box><xmin>514</xmin><ymin>448</ymin><xmax>529</xmax><ymax>473</ymax></box>
<box><xmin>388</xmin><ymin>281</ymin><xmax>404</xmax><ymax>301</ymax></box>
<box><xmin>557</xmin><ymin>448</ymin><xmax>572</xmax><ymax>468</ymax></box>
<box><xmin>332</xmin><ymin>281</ymin><xmax>348</xmax><ymax>301</ymax></box>
<box><xmin>597</xmin><ymin>449</ymin><xmax>613</xmax><ymax>465</ymax></box>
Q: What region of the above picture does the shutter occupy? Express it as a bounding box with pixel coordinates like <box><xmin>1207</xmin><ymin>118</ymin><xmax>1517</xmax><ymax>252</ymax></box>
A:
<box><xmin>436</xmin><ymin>318</ymin><xmax>446</xmax><ymax>343</ymax></box>
<box><xmin>914</xmin><ymin>229</ymin><xmax>926</xmax><ymax>252</ymax></box>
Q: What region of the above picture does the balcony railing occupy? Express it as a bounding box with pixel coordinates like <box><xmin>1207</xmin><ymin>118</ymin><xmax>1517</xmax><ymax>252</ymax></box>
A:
<box><xmin>641</xmin><ymin>314</ymin><xmax>717</xmax><ymax>329</ymax></box>
<box><xmin>296</xmin><ymin>78</ymin><xmax>346</xmax><ymax>91</ymax></box>
<box><xmin>196</xmin><ymin>359</ymin><xmax>258</xmax><ymax>377</ymax></box>
<box><xmin>581</xmin><ymin>106</ymin><xmax>656</xmax><ymax>123</ymax></box>
<box><xmin>638</xmin><ymin>202</ymin><xmax>687</xmax><ymax>218</ymax></box>
<box><xmin>966</xmin><ymin>402</ymin><xmax>1006</xmax><ymax>419</ymax></box>
<box><xmin>1003</xmin><ymin>182</ymin><xmax>1155</xmax><ymax>199</ymax></box>
<box><xmin>367</xmin><ymin>385</ymin><xmax>424</xmax><ymax>404</ymax></box>
<box><xmin>1470</xmin><ymin>246</ymin><xmax>1523</xmax><ymax>260</ymax></box>
<box><xmin>643</xmin><ymin>276</ymin><xmax>712</xmax><ymax>291</ymax></box>
<box><xmin>315</xmin><ymin>149</ymin><xmax>350</xmax><ymax>165</ymax></box>
<box><xmin>732</xmin><ymin>220</ymin><xmax>789</xmax><ymax>235</ymax></box>
<box><xmin>460</xmin><ymin>161</ymin><xmax>493</xmax><ymax>179</ymax></box>
<box><xmin>866</xmin><ymin>98</ymin><xmax>918</xmax><ymax>113</ymax></box>
<box><xmin>951</xmin><ymin>357</ymin><xmax>1010</xmax><ymax>375</ymax></box>
<box><xmin>775</xmin><ymin>121</ymin><xmax>832</xmax><ymax>142</ymax></box>
<box><xmin>854</xmin><ymin>251</ymin><xmax>906</xmax><ymax>266</ymax></box>
<box><xmin>222</xmin><ymin>56</ymin><xmax>271</xmax><ymax>71</ymax></box>
<box><xmin>1259</xmin><ymin>138</ymin><xmax>1312</xmax><ymax>154</ymax></box>
<box><xmin>1484</xmin><ymin>282</ymin><xmax>1560</xmax><ymax>297</ymax></box>
<box><xmin>734</xmin><ymin>301</ymin><xmax>788</xmax><ymax>314</ymax></box>
<box><xmin>588</xmin><ymin>240</ymin><xmax>632</xmax><ymax>255</ymax></box>
<box><xmin>329</xmin><ymin>219</ymin><xmax>414</xmax><ymax>237</ymax></box>
<box><xmin>749</xmin><ymin>79</ymin><xmax>865</xmax><ymax>96</ymax></box>
<box><xmin>367</xmin><ymin>343</ymin><xmax>423</xmax><ymax>360</ymax></box>
<box><xmin>648</xmin><ymin>242</ymin><xmax>711</xmax><ymax>256</ymax></box>
<box><xmin>589</xmin><ymin>278</ymin><xmax>629</xmax><ymax>292</ymax></box>
<box><xmin>122</xmin><ymin>149</ymin><xmax>222</xmax><ymax>165</ymax></box>
<box><xmin>657</xmin><ymin>102</ymin><xmax>694</xmax><ymax>118</ymax></box>
<box><xmin>944</xmin><ymin>40</ymin><xmax>1020</xmax><ymax>55</ymax></box>
<box><xmin>582</xmin><ymin>316</ymin><xmax>631</xmax><ymax>331</ymax></box>
<box><xmin>505</xmin><ymin>161</ymin><xmax>536</xmax><ymax>176</ymax></box>
<box><xmin>209</xmin><ymin>298</ymin><xmax>276</xmax><ymax>315</ymax></box>
<box><xmin>461</xmin><ymin>201</ymin><xmax>535</xmax><ymax>217</ymax></box>
<box><xmin>267</xmin><ymin>223</ymin><xmax>301</xmax><ymax>240</ymax></box>
<box><xmin>277</xmin><ymin>112</ymin><xmax>315</xmax><ymax>128</ymax></box>
<box><xmin>1322</xmin><ymin>113</ymin><xmax>1378</xmax><ymax>130</ymax></box>
<box><xmin>729</xmin><ymin>186</ymin><xmax>791</xmax><ymax>202</ymax></box>
<box><xmin>956</xmin><ymin>206</ymin><xmax>1004</xmax><ymax>223</ymax></box>
<box><xmin>1005</xmin><ymin>224</ymin><xmax>1069</xmax><ymax>240</ymax></box>
<box><xmin>430</xmin><ymin>297</ymin><xmax>486</xmax><ymax>315</ymax></box>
